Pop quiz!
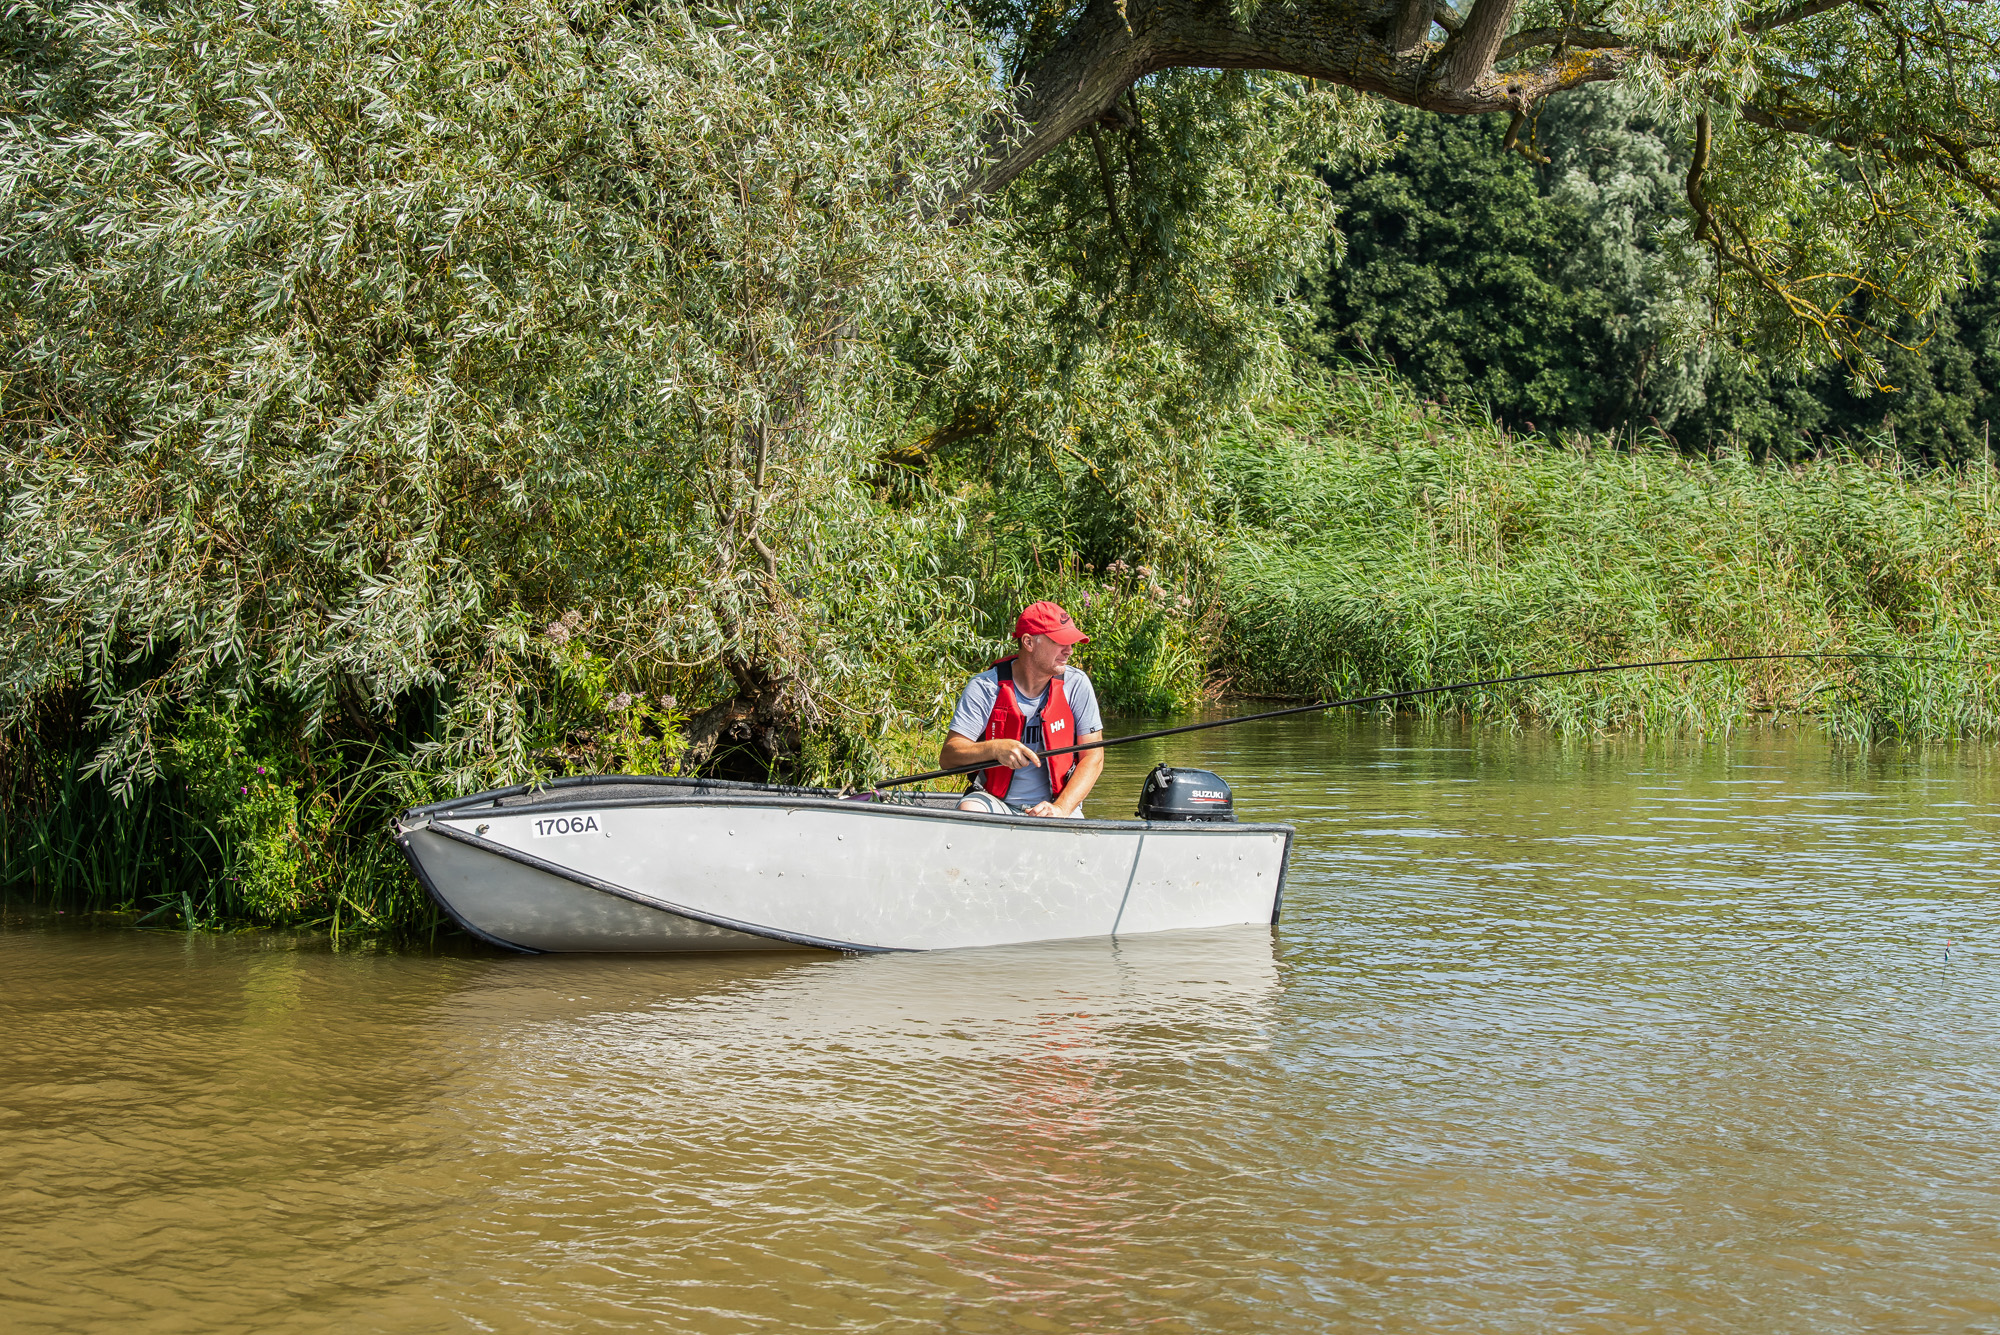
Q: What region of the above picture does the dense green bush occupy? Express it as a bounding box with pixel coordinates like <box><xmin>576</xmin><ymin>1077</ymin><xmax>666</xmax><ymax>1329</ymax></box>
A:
<box><xmin>1312</xmin><ymin>89</ymin><xmax>2000</xmax><ymax>465</ymax></box>
<box><xmin>1311</xmin><ymin>88</ymin><xmax>1707</xmax><ymax>438</ymax></box>
<box><xmin>0</xmin><ymin>0</ymin><xmax>1009</xmax><ymax>929</ymax></box>
<box><xmin>0</xmin><ymin>636</ymin><xmax>688</xmax><ymax>933</ymax></box>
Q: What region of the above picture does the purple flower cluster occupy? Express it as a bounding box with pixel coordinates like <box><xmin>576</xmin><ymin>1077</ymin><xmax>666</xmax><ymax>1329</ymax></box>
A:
<box><xmin>545</xmin><ymin>608</ymin><xmax>586</xmax><ymax>645</ymax></box>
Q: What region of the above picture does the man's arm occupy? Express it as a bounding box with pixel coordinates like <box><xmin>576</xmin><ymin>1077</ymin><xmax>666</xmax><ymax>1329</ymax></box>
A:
<box><xmin>1038</xmin><ymin>731</ymin><xmax>1103</xmax><ymax>818</ymax></box>
<box><xmin>940</xmin><ymin>731</ymin><xmax>1040</xmax><ymax>773</ymax></box>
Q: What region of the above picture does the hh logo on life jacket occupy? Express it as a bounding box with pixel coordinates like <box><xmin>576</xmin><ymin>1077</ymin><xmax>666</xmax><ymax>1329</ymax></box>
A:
<box><xmin>1048</xmin><ymin>719</ymin><xmax>1066</xmax><ymax>733</ymax></box>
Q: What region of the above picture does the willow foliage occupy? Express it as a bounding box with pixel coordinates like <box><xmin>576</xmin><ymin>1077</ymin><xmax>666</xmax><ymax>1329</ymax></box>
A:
<box><xmin>1</xmin><ymin>0</ymin><xmax>1011</xmax><ymax>793</ymax></box>
<box><xmin>959</xmin><ymin>71</ymin><xmax>1381</xmax><ymax>563</ymax></box>
<box><xmin>1597</xmin><ymin>0</ymin><xmax>2000</xmax><ymax>378</ymax></box>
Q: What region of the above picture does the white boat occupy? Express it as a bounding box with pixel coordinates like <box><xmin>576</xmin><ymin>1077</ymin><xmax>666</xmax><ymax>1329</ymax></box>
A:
<box><xmin>394</xmin><ymin>775</ymin><xmax>1293</xmax><ymax>953</ymax></box>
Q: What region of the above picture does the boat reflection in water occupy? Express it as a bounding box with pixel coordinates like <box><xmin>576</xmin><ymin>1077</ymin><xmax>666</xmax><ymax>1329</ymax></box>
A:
<box><xmin>441</xmin><ymin>923</ymin><xmax>1282</xmax><ymax>1066</ymax></box>
<box><xmin>405</xmin><ymin>925</ymin><xmax>1283</xmax><ymax>1324</ymax></box>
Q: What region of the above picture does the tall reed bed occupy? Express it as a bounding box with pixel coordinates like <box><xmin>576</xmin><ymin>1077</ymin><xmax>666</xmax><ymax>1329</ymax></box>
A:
<box><xmin>1217</xmin><ymin>372</ymin><xmax>2000</xmax><ymax>737</ymax></box>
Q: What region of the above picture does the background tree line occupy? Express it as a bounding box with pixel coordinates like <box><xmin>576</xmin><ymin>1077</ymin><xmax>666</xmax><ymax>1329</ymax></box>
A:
<box><xmin>1312</xmin><ymin>87</ymin><xmax>2000</xmax><ymax>467</ymax></box>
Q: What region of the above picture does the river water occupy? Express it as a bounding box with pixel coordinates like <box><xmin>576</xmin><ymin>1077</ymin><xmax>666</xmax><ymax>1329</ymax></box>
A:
<box><xmin>4</xmin><ymin>716</ymin><xmax>1998</xmax><ymax>1333</ymax></box>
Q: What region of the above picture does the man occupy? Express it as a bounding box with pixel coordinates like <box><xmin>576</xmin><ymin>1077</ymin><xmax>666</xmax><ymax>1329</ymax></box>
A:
<box><xmin>941</xmin><ymin>601</ymin><xmax>1105</xmax><ymax>817</ymax></box>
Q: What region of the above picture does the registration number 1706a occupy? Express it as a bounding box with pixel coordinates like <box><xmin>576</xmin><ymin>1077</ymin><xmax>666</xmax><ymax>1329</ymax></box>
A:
<box><xmin>530</xmin><ymin>814</ymin><xmax>602</xmax><ymax>838</ymax></box>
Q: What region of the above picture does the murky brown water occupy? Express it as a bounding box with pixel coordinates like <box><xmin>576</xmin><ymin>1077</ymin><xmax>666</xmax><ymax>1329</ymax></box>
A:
<box><xmin>4</xmin><ymin>717</ymin><xmax>2000</xmax><ymax>1333</ymax></box>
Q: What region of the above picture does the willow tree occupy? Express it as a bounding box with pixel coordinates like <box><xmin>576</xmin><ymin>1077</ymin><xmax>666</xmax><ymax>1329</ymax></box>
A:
<box><xmin>2</xmin><ymin>0</ymin><xmax>1018</xmax><ymax>805</ymax></box>
<box><xmin>4</xmin><ymin>0</ymin><xmax>2000</xmax><ymax>836</ymax></box>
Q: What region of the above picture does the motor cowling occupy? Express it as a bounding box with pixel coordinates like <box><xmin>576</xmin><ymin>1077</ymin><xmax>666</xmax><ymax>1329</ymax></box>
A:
<box><xmin>1135</xmin><ymin>765</ymin><xmax>1236</xmax><ymax>822</ymax></box>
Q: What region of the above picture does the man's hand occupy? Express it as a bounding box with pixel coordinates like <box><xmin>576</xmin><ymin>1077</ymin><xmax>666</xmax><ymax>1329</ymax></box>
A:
<box><xmin>990</xmin><ymin>739</ymin><xmax>1040</xmax><ymax>770</ymax></box>
<box><xmin>1023</xmin><ymin>801</ymin><xmax>1062</xmax><ymax>817</ymax></box>
<box><xmin>941</xmin><ymin>732</ymin><xmax>1041</xmax><ymax>773</ymax></box>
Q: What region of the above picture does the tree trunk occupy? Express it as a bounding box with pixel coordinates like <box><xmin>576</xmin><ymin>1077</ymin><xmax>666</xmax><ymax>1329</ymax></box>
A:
<box><xmin>680</xmin><ymin>658</ymin><xmax>811</xmax><ymax>782</ymax></box>
<box><xmin>1436</xmin><ymin>0</ymin><xmax>1517</xmax><ymax>93</ymax></box>
<box><xmin>1389</xmin><ymin>0</ymin><xmax>1433</xmax><ymax>55</ymax></box>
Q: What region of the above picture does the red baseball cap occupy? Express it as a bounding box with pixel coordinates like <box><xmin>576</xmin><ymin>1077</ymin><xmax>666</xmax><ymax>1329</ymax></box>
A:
<box><xmin>1013</xmin><ymin>600</ymin><xmax>1089</xmax><ymax>645</ymax></box>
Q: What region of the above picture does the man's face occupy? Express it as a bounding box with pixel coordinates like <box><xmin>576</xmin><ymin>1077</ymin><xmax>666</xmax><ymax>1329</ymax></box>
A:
<box><xmin>1020</xmin><ymin>632</ymin><xmax>1074</xmax><ymax>675</ymax></box>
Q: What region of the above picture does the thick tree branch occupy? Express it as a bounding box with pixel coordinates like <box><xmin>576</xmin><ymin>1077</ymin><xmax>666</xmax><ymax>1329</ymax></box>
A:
<box><xmin>1437</xmin><ymin>0</ymin><xmax>1518</xmax><ymax>93</ymax></box>
<box><xmin>1737</xmin><ymin>100</ymin><xmax>1843</xmax><ymax>140</ymax></box>
<box><xmin>977</xmin><ymin>0</ymin><xmax>1633</xmax><ymax>196</ymax></box>
<box><xmin>1390</xmin><ymin>0</ymin><xmax>1431</xmax><ymax>54</ymax></box>
<box><xmin>1738</xmin><ymin>99</ymin><xmax>2000</xmax><ymax>204</ymax></box>
<box><xmin>1498</xmin><ymin>26</ymin><xmax>1626</xmax><ymax>61</ymax></box>
<box><xmin>877</xmin><ymin>407</ymin><xmax>997</xmax><ymax>471</ymax></box>
<box><xmin>1741</xmin><ymin>0</ymin><xmax>1859</xmax><ymax>37</ymax></box>
<box><xmin>1086</xmin><ymin>123</ymin><xmax>1130</xmax><ymax>249</ymax></box>
<box><xmin>1686</xmin><ymin>109</ymin><xmax>1714</xmax><ymax>242</ymax></box>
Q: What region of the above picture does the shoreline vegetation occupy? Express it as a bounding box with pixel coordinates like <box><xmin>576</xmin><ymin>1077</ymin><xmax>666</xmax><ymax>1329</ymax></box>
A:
<box><xmin>9</xmin><ymin>368</ymin><xmax>2000</xmax><ymax>937</ymax></box>
<box><xmin>1215</xmin><ymin>371</ymin><xmax>2000</xmax><ymax>738</ymax></box>
<box><xmin>11</xmin><ymin>4</ymin><xmax>2000</xmax><ymax>942</ymax></box>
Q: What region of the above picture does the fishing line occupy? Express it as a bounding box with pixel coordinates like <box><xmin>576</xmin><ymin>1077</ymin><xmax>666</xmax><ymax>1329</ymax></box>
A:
<box><xmin>869</xmin><ymin>650</ymin><xmax>1986</xmax><ymax>792</ymax></box>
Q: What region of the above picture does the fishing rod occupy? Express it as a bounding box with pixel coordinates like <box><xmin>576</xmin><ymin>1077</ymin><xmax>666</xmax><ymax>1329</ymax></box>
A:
<box><xmin>869</xmin><ymin>650</ymin><xmax>1978</xmax><ymax>792</ymax></box>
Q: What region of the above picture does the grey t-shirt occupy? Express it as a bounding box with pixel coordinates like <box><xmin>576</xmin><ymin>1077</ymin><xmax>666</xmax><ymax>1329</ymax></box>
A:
<box><xmin>948</xmin><ymin>666</ymin><xmax>1103</xmax><ymax>808</ymax></box>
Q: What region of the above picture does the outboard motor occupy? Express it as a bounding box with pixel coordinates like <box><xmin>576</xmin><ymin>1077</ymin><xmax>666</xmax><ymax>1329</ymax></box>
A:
<box><xmin>1135</xmin><ymin>765</ymin><xmax>1237</xmax><ymax>822</ymax></box>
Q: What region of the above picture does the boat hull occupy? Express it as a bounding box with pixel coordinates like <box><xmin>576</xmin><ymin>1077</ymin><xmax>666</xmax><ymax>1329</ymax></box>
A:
<box><xmin>396</xmin><ymin>777</ymin><xmax>1292</xmax><ymax>954</ymax></box>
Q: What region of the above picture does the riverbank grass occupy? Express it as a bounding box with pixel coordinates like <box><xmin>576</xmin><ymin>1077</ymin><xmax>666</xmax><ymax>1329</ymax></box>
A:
<box><xmin>1216</xmin><ymin>371</ymin><xmax>2000</xmax><ymax>737</ymax></box>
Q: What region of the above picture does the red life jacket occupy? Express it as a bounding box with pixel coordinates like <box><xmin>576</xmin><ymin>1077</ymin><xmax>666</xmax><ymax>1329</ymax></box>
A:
<box><xmin>978</xmin><ymin>656</ymin><xmax>1078</xmax><ymax>801</ymax></box>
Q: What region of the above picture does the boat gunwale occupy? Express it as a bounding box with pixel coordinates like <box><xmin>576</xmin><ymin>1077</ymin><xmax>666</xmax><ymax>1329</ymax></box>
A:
<box><xmin>402</xmin><ymin>774</ymin><xmax>1297</xmax><ymax>840</ymax></box>
<box><xmin>407</xmin><ymin>773</ymin><xmax>849</xmax><ymax>819</ymax></box>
